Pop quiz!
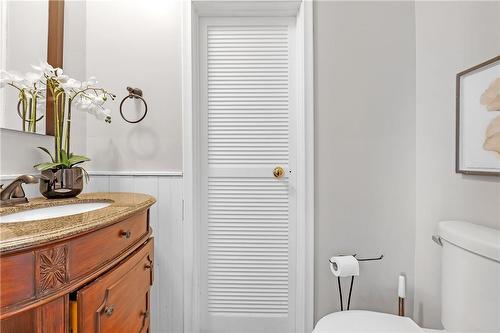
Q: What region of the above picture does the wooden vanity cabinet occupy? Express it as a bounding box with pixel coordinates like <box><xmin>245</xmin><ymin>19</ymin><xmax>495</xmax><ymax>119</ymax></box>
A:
<box><xmin>0</xmin><ymin>209</ymin><xmax>153</xmax><ymax>333</ymax></box>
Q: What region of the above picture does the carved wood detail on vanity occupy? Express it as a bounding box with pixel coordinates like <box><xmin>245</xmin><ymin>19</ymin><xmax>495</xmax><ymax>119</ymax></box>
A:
<box><xmin>36</xmin><ymin>245</ymin><xmax>68</xmax><ymax>295</ymax></box>
<box><xmin>0</xmin><ymin>194</ymin><xmax>156</xmax><ymax>333</ymax></box>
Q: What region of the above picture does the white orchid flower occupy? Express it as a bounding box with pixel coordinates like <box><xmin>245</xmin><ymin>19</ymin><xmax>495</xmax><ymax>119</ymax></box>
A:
<box><xmin>31</xmin><ymin>61</ymin><xmax>51</xmax><ymax>72</ymax></box>
<box><xmin>0</xmin><ymin>71</ymin><xmax>9</xmax><ymax>88</ymax></box>
<box><xmin>56</xmin><ymin>74</ymin><xmax>69</xmax><ymax>83</ymax></box>
<box><xmin>0</xmin><ymin>70</ymin><xmax>24</xmax><ymax>86</ymax></box>
<box><xmin>31</xmin><ymin>61</ymin><xmax>55</xmax><ymax>75</ymax></box>
<box><xmin>62</xmin><ymin>78</ymin><xmax>82</xmax><ymax>90</ymax></box>
<box><xmin>0</xmin><ymin>70</ymin><xmax>12</xmax><ymax>82</ymax></box>
<box><xmin>3</xmin><ymin>63</ymin><xmax>113</xmax><ymax>133</ymax></box>
<box><xmin>93</xmin><ymin>107</ymin><xmax>111</xmax><ymax>121</ymax></box>
<box><xmin>91</xmin><ymin>93</ymin><xmax>107</xmax><ymax>105</ymax></box>
<box><xmin>74</xmin><ymin>96</ymin><xmax>93</xmax><ymax>109</ymax></box>
<box><xmin>82</xmin><ymin>76</ymin><xmax>98</xmax><ymax>87</ymax></box>
<box><xmin>71</xmin><ymin>92</ymin><xmax>112</xmax><ymax>122</ymax></box>
<box><xmin>23</xmin><ymin>72</ymin><xmax>43</xmax><ymax>87</ymax></box>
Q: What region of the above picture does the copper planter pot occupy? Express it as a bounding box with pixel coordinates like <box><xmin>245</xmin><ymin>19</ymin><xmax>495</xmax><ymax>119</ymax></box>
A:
<box><xmin>40</xmin><ymin>167</ymin><xmax>84</xmax><ymax>199</ymax></box>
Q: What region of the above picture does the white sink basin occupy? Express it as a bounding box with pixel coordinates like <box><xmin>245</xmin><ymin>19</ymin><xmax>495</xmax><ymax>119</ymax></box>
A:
<box><xmin>0</xmin><ymin>202</ymin><xmax>111</xmax><ymax>223</ymax></box>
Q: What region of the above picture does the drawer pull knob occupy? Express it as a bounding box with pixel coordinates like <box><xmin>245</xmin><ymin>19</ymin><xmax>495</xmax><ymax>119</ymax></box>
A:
<box><xmin>104</xmin><ymin>305</ymin><xmax>114</xmax><ymax>316</ymax></box>
<box><xmin>119</xmin><ymin>230</ymin><xmax>131</xmax><ymax>239</ymax></box>
<box><xmin>144</xmin><ymin>263</ymin><xmax>152</xmax><ymax>269</ymax></box>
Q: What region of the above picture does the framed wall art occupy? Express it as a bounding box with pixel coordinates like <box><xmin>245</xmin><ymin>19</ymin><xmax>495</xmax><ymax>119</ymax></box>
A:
<box><xmin>456</xmin><ymin>55</ymin><xmax>500</xmax><ymax>175</ymax></box>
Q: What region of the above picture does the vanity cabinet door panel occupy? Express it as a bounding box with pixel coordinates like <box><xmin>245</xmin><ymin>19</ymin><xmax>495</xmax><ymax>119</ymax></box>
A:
<box><xmin>0</xmin><ymin>252</ymin><xmax>35</xmax><ymax>309</ymax></box>
<box><xmin>0</xmin><ymin>308</ymin><xmax>35</xmax><ymax>333</ymax></box>
<box><xmin>0</xmin><ymin>296</ymin><xmax>67</xmax><ymax>333</ymax></box>
<box><xmin>68</xmin><ymin>210</ymin><xmax>149</xmax><ymax>280</ymax></box>
<box><xmin>77</xmin><ymin>238</ymin><xmax>153</xmax><ymax>333</ymax></box>
<box><xmin>38</xmin><ymin>295</ymin><xmax>68</xmax><ymax>333</ymax></box>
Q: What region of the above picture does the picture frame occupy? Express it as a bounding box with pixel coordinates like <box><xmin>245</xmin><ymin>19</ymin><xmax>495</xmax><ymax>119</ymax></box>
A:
<box><xmin>456</xmin><ymin>55</ymin><xmax>500</xmax><ymax>175</ymax></box>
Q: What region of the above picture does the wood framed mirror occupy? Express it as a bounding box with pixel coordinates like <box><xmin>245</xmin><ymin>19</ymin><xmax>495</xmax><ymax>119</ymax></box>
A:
<box><xmin>46</xmin><ymin>0</ymin><xmax>65</xmax><ymax>136</ymax></box>
<box><xmin>0</xmin><ymin>0</ymin><xmax>64</xmax><ymax>136</ymax></box>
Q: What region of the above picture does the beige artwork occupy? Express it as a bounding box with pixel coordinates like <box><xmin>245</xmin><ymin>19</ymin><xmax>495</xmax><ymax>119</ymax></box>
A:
<box><xmin>481</xmin><ymin>78</ymin><xmax>500</xmax><ymax>154</ymax></box>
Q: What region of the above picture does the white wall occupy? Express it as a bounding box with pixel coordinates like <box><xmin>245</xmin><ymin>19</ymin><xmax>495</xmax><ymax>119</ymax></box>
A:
<box><xmin>85</xmin><ymin>0</ymin><xmax>182</xmax><ymax>173</ymax></box>
<box><xmin>63</xmin><ymin>0</ymin><xmax>87</xmax><ymax>157</ymax></box>
<box><xmin>414</xmin><ymin>1</ymin><xmax>500</xmax><ymax>329</ymax></box>
<box><xmin>314</xmin><ymin>1</ymin><xmax>416</xmax><ymax>322</ymax></box>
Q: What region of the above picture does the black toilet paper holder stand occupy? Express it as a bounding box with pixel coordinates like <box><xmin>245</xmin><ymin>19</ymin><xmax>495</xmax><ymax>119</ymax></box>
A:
<box><xmin>329</xmin><ymin>254</ymin><xmax>384</xmax><ymax>312</ymax></box>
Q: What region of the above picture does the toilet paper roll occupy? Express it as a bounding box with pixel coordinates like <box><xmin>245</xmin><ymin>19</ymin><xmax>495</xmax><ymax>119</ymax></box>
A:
<box><xmin>329</xmin><ymin>255</ymin><xmax>359</xmax><ymax>277</ymax></box>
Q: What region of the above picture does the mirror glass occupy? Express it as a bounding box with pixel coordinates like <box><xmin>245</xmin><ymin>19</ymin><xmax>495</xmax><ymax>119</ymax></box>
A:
<box><xmin>0</xmin><ymin>0</ymin><xmax>49</xmax><ymax>135</ymax></box>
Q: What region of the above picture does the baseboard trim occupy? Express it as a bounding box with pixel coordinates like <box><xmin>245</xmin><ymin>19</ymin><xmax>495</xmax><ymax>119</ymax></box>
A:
<box><xmin>89</xmin><ymin>171</ymin><xmax>183</xmax><ymax>177</ymax></box>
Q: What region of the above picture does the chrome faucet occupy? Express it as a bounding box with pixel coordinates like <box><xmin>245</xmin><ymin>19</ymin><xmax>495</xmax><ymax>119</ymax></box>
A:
<box><xmin>0</xmin><ymin>175</ymin><xmax>39</xmax><ymax>206</ymax></box>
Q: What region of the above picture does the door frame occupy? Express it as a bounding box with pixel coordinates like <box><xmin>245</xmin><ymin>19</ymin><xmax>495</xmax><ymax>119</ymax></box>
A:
<box><xmin>182</xmin><ymin>1</ymin><xmax>314</xmax><ymax>332</ymax></box>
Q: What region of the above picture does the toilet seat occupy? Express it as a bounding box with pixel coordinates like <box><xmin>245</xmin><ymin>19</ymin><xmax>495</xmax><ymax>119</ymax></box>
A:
<box><xmin>313</xmin><ymin>310</ymin><xmax>424</xmax><ymax>332</ymax></box>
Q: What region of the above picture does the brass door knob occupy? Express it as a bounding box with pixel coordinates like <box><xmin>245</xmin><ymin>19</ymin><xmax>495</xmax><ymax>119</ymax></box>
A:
<box><xmin>273</xmin><ymin>166</ymin><xmax>285</xmax><ymax>178</ymax></box>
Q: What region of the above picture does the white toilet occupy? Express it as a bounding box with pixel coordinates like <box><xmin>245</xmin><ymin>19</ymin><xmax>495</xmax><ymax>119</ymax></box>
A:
<box><xmin>314</xmin><ymin>220</ymin><xmax>500</xmax><ymax>333</ymax></box>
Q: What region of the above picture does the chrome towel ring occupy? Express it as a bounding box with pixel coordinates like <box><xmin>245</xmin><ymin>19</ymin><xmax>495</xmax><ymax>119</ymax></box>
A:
<box><xmin>119</xmin><ymin>86</ymin><xmax>148</xmax><ymax>123</ymax></box>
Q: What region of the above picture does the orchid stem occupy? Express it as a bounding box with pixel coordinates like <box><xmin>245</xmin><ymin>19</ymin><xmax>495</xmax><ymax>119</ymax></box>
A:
<box><xmin>28</xmin><ymin>98</ymin><xmax>34</xmax><ymax>132</ymax></box>
<box><xmin>52</xmin><ymin>83</ymin><xmax>61</xmax><ymax>163</ymax></box>
<box><xmin>21</xmin><ymin>93</ymin><xmax>27</xmax><ymax>132</ymax></box>
<box><xmin>65</xmin><ymin>98</ymin><xmax>72</xmax><ymax>154</ymax></box>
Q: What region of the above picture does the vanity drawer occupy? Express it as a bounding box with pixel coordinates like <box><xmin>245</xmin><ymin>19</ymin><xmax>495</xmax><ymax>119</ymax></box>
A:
<box><xmin>77</xmin><ymin>238</ymin><xmax>153</xmax><ymax>333</ymax></box>
<box><xmin>68</xmin><ymin>210</ymin><xmax>149</xmax><ymax>280</ymax></box>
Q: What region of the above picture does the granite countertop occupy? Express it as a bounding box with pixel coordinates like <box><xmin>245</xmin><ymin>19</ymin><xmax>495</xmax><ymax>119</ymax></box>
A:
<box><xmin>0</xmin><ymin>192</ymin><xmax>156</xmax><ymax>253</ymax></box>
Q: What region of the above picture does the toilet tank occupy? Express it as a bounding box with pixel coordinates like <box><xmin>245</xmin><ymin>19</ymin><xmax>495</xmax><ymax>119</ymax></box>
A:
<box><xmin>438</xmin><ymin>221</ymin><xmax>500</xmax><ymax>333</ymax></box>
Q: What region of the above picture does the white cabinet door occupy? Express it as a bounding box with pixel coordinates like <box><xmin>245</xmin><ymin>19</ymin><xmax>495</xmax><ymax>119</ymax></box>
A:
<box><xmin>199</xmin><ymin>17</ymin><xmax>297</xmax><ymax>333</ymax></box>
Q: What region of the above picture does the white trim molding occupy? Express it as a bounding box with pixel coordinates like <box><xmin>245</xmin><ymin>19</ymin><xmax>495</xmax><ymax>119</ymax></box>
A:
<box><xmin>296</xmin><ymin>2</ymin><xmax>315</xmax><ymax>331</ymax></box>
<box><xmin>1</xmin><ymin>171</ymin><xmax>183</xmax><ymax>181</ymax></box>
<box><xmin>182</xmin><ymin>1</ymin><xmax>314</xmax><ymax>332</ymax></box>
<box><xmin>88</xmin><ymin>171</ymin><xmax>183</xmax><ymax>177</ymax></box>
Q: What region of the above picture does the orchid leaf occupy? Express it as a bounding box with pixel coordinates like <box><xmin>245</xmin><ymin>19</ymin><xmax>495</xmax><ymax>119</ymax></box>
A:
<box><xmin>68</xmin><ymin>155</ymin><xmax>90</xmax><ymax>168</ymax></box>
<box><xmin>37</xmin><ymin>146</ymin><xmax>55</xmax><ymax>162</ymax></box>
<box><xmin>80</xmin><ymin>167</ymin><xmax>91</xmax><ymax>183</ymax></box>
<box><xmin>34</xmin><ymin>162</ymin><xmax>64</xmax><ymax>171</ymax></box>
<box><xmin>60</xmin><ymin>149</ymin><xmax>70</xmax><ymax>166</ymax></box>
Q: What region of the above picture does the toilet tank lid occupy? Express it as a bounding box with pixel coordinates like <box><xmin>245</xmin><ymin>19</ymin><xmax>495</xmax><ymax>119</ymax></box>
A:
<box><xmin>438</xmin><ymin>221</ymin><xmax>500</xmax><ymax>262</ymax></box>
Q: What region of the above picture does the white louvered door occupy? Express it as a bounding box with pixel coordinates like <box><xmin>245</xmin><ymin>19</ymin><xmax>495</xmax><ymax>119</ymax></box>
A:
<box><xmin>199</xmin><ymin>17</ymin><xmax>297</xmax><ymax>333</ymax></box>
